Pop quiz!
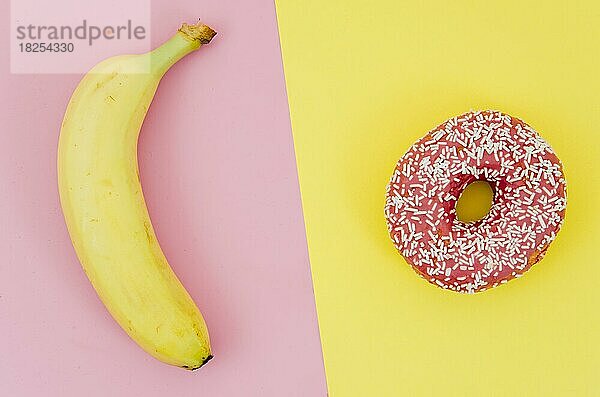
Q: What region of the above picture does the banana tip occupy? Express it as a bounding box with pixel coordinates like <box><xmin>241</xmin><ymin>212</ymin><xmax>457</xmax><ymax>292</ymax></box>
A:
<box><xmin>179</xmin><ymin>22</ymin><xmax>217</xmax><ymax>45</ymax></box>
<box><xmin>185</xmin><ymin>354</ymin><xmax>214</xmax><ymax>371</ymax></box>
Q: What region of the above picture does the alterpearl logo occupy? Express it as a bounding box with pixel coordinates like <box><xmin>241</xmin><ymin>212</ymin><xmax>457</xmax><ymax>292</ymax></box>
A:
<box><xmin>10</xmin><ymin>0</ymin><xmax>150</xmax><ymax>74</ymax></box>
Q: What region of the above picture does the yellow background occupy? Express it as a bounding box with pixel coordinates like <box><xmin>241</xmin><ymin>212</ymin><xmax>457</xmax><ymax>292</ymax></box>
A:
<box><xmin>275</xmin><ymin>1</ymin><xmax>599</xmax><ymax>395</ymax></box>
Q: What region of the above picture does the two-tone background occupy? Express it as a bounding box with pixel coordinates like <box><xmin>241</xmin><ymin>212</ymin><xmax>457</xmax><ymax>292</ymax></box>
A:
<box><xmin>1</xmin><ymin>0</ymin><xmax>598</xmax><ymax>395</ymax></box>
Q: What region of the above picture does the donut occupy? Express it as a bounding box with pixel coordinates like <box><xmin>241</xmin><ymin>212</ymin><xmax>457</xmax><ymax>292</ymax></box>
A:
<box><xmin>384</xmin><ymin>110</ymin><xmax>567</xmax><ymax>293</ymax></box>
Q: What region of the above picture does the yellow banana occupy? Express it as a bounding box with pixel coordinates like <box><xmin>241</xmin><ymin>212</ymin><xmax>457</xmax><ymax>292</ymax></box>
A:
<box><xmin>57</xmin><ymin>22</ymin><xmax>216</xmax><ymax>370</ymax></box>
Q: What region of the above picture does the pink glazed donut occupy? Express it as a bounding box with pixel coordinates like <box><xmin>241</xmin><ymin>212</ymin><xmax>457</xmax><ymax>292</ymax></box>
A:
<box><xmin>384</xmin><ymin>110</ymin><xmax>567</xmax><ymax>293</ymax></box>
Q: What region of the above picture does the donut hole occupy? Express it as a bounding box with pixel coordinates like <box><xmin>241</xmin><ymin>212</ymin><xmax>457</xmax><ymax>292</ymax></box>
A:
<box><xmin>456</xmin><ymin>180</ymin><xmax>494</xmax><ymax>223</ymax></box>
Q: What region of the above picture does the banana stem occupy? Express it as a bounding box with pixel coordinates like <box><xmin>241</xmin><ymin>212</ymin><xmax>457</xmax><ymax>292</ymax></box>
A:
<box><xmin>150</xmin><ymin>22</ymin><xmax>216</xmax><ymax>76</ymax></box>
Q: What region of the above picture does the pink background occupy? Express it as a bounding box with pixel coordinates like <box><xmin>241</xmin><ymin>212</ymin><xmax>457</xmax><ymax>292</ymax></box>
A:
<box><xmin>0</xmin><ymin>1</ymin><xmax>327</xmax><ymax>395</ymax></box>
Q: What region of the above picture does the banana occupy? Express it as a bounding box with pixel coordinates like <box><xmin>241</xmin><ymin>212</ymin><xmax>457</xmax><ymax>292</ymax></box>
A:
<box><xmin>57</xmin><ymin>22</ymin><xmax>216</xmax><ymax>370</ymax></box>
